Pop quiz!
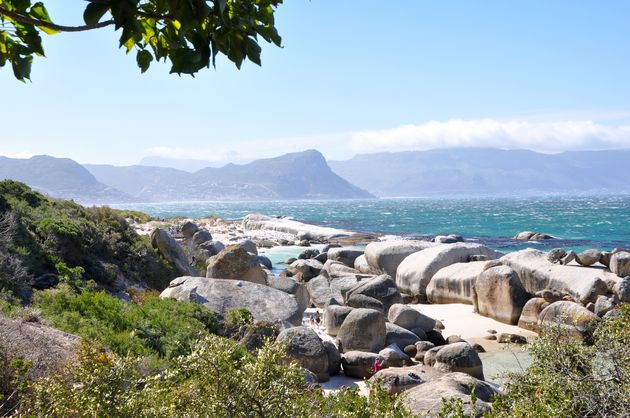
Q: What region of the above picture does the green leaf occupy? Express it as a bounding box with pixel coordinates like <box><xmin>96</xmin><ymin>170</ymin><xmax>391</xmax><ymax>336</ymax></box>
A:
<box><xmin>136</xmin><ymin>49</ymin><xmax>152</xmax><ymax>73</ymax></box>
<box><xmin>11</xmin><ymin>55</ymin><xmax>32</xmax><ymax>82</ymax></box>
<box><xmin>83</xmin><ymin>2</ymin><xmax>110</xmax><ymax>26</ymax></box>
<box><xmin>29</xmin><ymin>2</ymin><xmax>59</xmax><ymax>35</ymax></box>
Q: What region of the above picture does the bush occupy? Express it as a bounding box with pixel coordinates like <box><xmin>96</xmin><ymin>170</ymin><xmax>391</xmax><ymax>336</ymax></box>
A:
<box><xmin>35</xmin><ymin>287</ymin><xmax>218</xmax><ymax>359</ymax></box>
<box><xmin>488</xmin><ymin>304</ymin><xmax>630</xmax><ymax>417</ymax></box>
<box><xmin>0</xmin><ymin>180</ymin><xmax>179</xmax><ymax>294</ymax></box>
<box><xmin>18</xmin><ymin>336</ymin><xmax>412</xmax><ymax>418</ymax></box>
<box><xmin>0</xmin><ymin>345</ymin><xmax>31</xmax><ymax>416</ymax></box>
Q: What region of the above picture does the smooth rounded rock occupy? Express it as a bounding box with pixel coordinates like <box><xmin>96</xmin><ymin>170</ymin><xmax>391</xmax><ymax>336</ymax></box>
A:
<box><xmin>337</xmin><ymin>308</ymin><xmax>386</xmax><ymax>353</ymax></box>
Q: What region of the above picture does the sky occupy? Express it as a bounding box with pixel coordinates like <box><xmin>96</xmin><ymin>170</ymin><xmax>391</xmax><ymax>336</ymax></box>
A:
<box><xmin>2</xmin><ymin>0</ymin><xmax>630</xmax><ymax>166</ymax></box>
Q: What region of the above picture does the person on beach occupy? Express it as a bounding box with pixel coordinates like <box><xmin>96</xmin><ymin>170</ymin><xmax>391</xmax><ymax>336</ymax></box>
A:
<box><xmin>315</xmin><ymin>311</ymin><xmax>321</xmax><ymax>328</ymax></box>
<box><xmin>309</xmin><ymin>314</ymin><xmax>316</xmax><ymax>328</ymax></box>
<box><xmin>373</xmin><ymin>357</ymin><xmax>383</xmax><ymax>374</ymax></box>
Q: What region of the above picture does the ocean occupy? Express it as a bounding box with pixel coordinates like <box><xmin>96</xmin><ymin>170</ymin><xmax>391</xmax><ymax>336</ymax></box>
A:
<box><xmin>112</xmin><ymin>195</ymin><xmax>630</xmax><ymax>253</ymax></box>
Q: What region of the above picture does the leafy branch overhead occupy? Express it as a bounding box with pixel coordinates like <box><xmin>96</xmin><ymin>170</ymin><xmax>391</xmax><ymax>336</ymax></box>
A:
<box><xmin>0</xmin><ymin>0</ymin><xmax>283</xmax><ymax>81</ymax></box>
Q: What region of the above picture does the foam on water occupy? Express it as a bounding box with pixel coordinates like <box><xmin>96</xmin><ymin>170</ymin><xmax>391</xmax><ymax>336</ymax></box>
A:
<box><xmin>112</xmin><ymin>195</ymin><xmax>630</xmax><ymax>252</ymax></box>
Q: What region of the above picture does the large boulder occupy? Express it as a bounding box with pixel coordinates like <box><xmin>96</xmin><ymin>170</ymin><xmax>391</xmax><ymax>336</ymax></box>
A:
<box><xmin>329</xmin><ymin>274</ymin><xmax>364</xmax><ymax>299</ymax></box>
<box><xmin>610</xmin><ymin>251</ymin><xmax>630</xmax><ymax>277</ymax></box>
<box><xmin>347</xmin><ymin>294</ymin><xmax>384</xmax><ymax>312</ymax></box>
<box><xmin>341</xmin><ymin>351</ymin><xmax>380</xmax><ymax>379</ymax></box>
<box><xmin>289</xmin><ymin>259</ymin><xmax>324</xmax><ymax>281</ymax></box>
<box><xmin>324</xmin><ymin>304</ymin><xmax>354</xmax><ymax>336</ymax></box>
<box><xmin>206</xmin><ymin>245</ymin><xmax>266</xmax><ymax>284</ymax></box>
<box><xmin>378</xmin><ymin>344</ymin><xmax>412</xmax><ymax>367</ymax></box>
<box><xmin>388</xmin><ymin>304</ymin><xmax>437</xmax><ymax>332</ymax></box>
<box><xmin>396</xmin><ymin>243</ymin><xmax>503</xmax><ymax>299</ymax></box>
<box><xmin>500</xmin><ymin>249</ymin><xmax>619</xmax><ymax>304</ymax></box>
<box><xmin>514</xmin><ymin>231</ymin><xmax>554</xmax><ymax>240</ymax></box>
<box><xmin>267</xmin><ymin>276</ymin><xmax>310</xmax><ymax>312</ymax></box>
<box><xmin>538</xmin><ymin>301</ymin><xmax>600</xmax><ymax>341</ymax></box>
<box><xmin>276</xmin><ymin>327</ymin><xmax>330</xmax><ymax>382</ymax></box>
<box><xmin>364</xmin><ymin>240</ymin><xmax>437</xmax><ymax>277</ymax></box>
<box><xmin>181</xmin><ymin>221</ymin><xmax>199</xmax><ymax>240</ymax></box>
<box><xmin>369</xmin><ymin>366</ymin><xmax>436</xmax><ymax>394</ymax></box>
<box><xmin>576</xmin><ymin>249</ymin><xmax>602</xmax><ymax>267</ymax></box>
<box><xmin>385</xmin><ymin>322</ymin><xmax>421</xmax><ymax>350</ymax></box>
<box><xmin>345</xmin><ymin>274</ymin><xmax>402</xmax><ymax>313</ymax></box>
<box><xmin>0</xmin><ymin>315</ymin><xmax>80</xmax><ymax>379</ymax></box>
<box><xmin>323</xmin><ymin>340</ymin><xmax>341</xmax><ymax>376</ymax></box>
<box><xmin>322</xmin><ymin>260</ymin><xmax>360</xmax><ymax>277</ymax></box>
<box><xmin>160</xmin><ymin>276</ymin><xmax>304</xmax><ymax>325</ymax></box>
<box><xmin>426</xmin><ymin>261</ymin><xmax>487</xmax><ymax>305</ymax></box>
<box><xmin>327</xmin><ymin>248</ymin><xmax>364</xmax><ymax>268</ymax></box>
<box><xmin>336</xmin><ymin>308</ymin><xmax>386</xmax><ymax>353</ymax></box>
<box><xmin>191</xmin><ymin>230</ymin><xmax>213</xmax><ymax>248</ymax></box>
<box><xmin>151</xmin><ymin>228</ymin><xmax>197</xmax><ymax>276</ymax></box>
<box><xmin>472</xmin><ymin>265</ymin><xmax>530</xmax><ymax>325</ymax></box>
<box><xmin>403</xmin><ymin>372</ymin><xmax>499</xmax><ymax>417</ymax></box>
<box><xmin>433</xmin><ymin>342</ymin><xmax>484</xmax><ymax>380</ymax></box>
<box><xmin>306</xmin><ymin>273</ymin><xmax>343</xmax><ymax>308</ymax></box>
<box><xmin>242</xmin><ymin>214</ymin><xmax>351</xmax><ymax>241</ymax></box>
<box><xmin>615</xmin><ymin>277</ymin><xmax>630</xmax><ymax>303</ymax></box>
<box><xmin>354</xmin><ymin>254</ymin><xmax>380</xmax><ymax>275</ymax></box>
<box><xmin>517</xmin><ymin>297</ymin><xmax>549</xmax><ymax>332</ymax></box>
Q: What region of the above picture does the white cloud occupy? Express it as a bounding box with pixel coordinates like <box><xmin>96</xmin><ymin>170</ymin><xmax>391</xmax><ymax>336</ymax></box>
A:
<box><xmin>349</xmin><ymin>119</ymin><xmax>630</xmax><ymax>154</ymax></box>
<box><xmin>145</xmin><ymin>118</ymin><xmax>630</xmax><ymax>164</ymax></box>
<box><xmin>0</xmin><ymin>151</ymin><xmax>34</xmax><ymax>159</ymax></box>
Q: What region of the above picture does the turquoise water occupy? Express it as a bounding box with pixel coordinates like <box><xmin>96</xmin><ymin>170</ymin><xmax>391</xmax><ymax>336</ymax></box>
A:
<box><xmin>112</xmin><ymin>196</ymin><xmax>630</xmax><ymax>252</ymax></box>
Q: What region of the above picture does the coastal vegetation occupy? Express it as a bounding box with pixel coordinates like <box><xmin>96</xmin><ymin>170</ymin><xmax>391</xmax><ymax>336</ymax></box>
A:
<box><xmin>1</xmin><ymin>182</ymin><xmax>629</xmax><ymax>417</ymax></box>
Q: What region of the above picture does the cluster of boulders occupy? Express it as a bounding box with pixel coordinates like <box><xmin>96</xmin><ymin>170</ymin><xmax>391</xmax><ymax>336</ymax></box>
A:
<box><xmin>154</xmin><ymin>218</ymin><xmax>630</xmax><ymax>416</ymax></box>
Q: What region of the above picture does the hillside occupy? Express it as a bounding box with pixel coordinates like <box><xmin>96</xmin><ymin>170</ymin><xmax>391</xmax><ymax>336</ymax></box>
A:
<box><xmin>0</xmin><ymin>155</ymin><xmax>132</xmax><ymax>203</ymax></box>
<box><xmin>87</xmin><ymin>150</ymin><xmax>373</xmax><ymax>201</ymax></box>
<box><xmin>329</xmin><ymin>148</ymin><xmax>630</xmax><ymax>197</ymax></box>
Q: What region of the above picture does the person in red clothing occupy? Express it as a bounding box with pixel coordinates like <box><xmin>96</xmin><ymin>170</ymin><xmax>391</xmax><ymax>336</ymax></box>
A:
<box><xmin>373</xmin><ymin>357</ymin><xmax>383</xmax><ymax>374</ymax></box>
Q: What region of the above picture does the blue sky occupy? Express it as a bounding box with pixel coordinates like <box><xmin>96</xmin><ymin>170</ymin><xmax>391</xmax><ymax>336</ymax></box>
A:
<box><xmin>2</xmin><ymin>0</ymin><xmax>630</xmax><ymax>165</ymax></box>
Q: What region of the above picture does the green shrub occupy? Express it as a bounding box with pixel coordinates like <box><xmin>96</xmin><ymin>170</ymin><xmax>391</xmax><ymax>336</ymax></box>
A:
<box><xmin>488</xmin><ymin>304</ymin><xmax>630</xmax><ymax>417</ymax></box>
<box><xmin>18</xmin><ymin>336</ymin><xmax>412</xmax><ymax>418</ymax></box>
<box><xmin>0</xmin><ymin>344</ymin><xmax>31</xmax><ymax>416</ymax></box>
<box><xmin>35</xmin><ymin>287</ymin><xmax>218</xmax><ymax>359</ymax></box>
<box><xmin>0</xmin><ymin>180</ymin><xmax>179</xmax><ymax>294</ymax></box>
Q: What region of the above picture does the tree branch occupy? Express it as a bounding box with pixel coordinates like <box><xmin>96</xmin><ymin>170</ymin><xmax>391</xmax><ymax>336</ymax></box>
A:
<box><xmin>0</xmin><ymin>6</ymin><xmax>114</xmax><ymax>32</ymax></box>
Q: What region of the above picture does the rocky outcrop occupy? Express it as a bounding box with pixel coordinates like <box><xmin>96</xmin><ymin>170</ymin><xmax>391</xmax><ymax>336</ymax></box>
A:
<box><xmin>327</xmin><ymin>248</ymin><xmax>364</xmax><ymax>268</ymax></box>
<box><xmin>341</xmin><ymin>351</ymin><xmax>380</xmax><ymax>379</ymax></box>
<box><xmin>160</xmin><ymin>276</ymin><xmax>304</xmax><ymax>325</ymax></box>
<box><xmin>345</xmin><ymin>274</ymin><xmax>402</xmax><ymax>313</ymax></box>
<box><xmin>369</xmin><ymin>366</ymin><xmax>433</xmax><ymax>394</ymax></box>
<box><xmin>576</xmin><ymin>249</ymin><xmax>602</xmax><ymax>267</ymax></box>
<box><xmin>403</xmin><ymin>372</ymin><xmax>500</xmax><ymax>417</ymax></box>
<box><xmin>538</xmin><ymin>300</ymin><xmax>600</xmax><ymax>341</ymax></box>
<box><xmin>206</xmin><ymin>245</ymin><xmax>266</xmax><ymax>284</ymax></box>
<box><xmin>426</xmin><ymin>261</ymin><xmax>487</xmax><ymax>305</ymax></box>
<box><xmin>432</xmin><ymin>342</ymin><xmax>484</xmax><ymax>380</ymax></box>
<box><xmin>396</xmin><ymin>243</ymin><xmax>502</xmax><ymax>299</ymax></box>
<box><xmin>277</xmin><ymin>327</ymin><xmax>330</xmax><ymax>382</ymax></box>
<box><xmin>336</xmin><ymin>308</ymin><xmax>386</xmax><ymax>353</ymax></box>
<box><xmin>354</xmin><ymin>254</ymin><xmax>380</xmax><ymax>275</ymax></box>
<box><xmin>323</xmin><ymin>340</ymin><xmax>341</xmax><ymax>376</ymax></box>
<box><xmin>151</xmin><ymin>228</ymin><xmax>197</xmax><ymax>276</ymax></box>
<box><xmin>517</xmin><ymin>297</ymin><xmax>549</xmax><ymax>332</ymax></box>
<box><xmin>385</xmin><ymin>322</ymin><xmax>421</xmax><ymax>350</ymax></box>
<box><xmin>0</xmin><ymin>315</ymin><xmax>80</xmax><ymax>379</ymax></box>
<box><xmin>364</xmin><ymin>240</ymin><xmax>437</xmax><ymax>277</ymax></box>
<box><xmin>500</xmin><ymin>249</ymin><xmax>619</xmax><ymax>304</ymax></box>
<box><xmin>388</xmin><ymin>304</ymin><xmax>437</xmax><ymax>332</ymax></box>
<box><xmin>324</xmin><ymin>304</ymin><xmax>354</xmax><ymax>336</ymax></box>
<box><xmin>242</xmin><ymin>214</ymin><xmax>352</xmax><ymax>241</ymax></box>
<box><xmin>288</xmin><ymin>259</ymin><xmax>323</xmax><ymax>281</ymax></box>
<box><xmin>379</xmin><ymin>344</ymin><xmax>412</xmax><ymax>367</ymax></box>
<box><xmin>306</xmin><ymin>273</ymin><xmax>343</xmax><ymax>308</ymax></box>
<box><xmin>514</xmin><ymin>231</ymin><xmax>554</xmax><ymax>240</ymax></box>
<box><xmin>267</xmin><ymin>276</ymin><xmax>310</xmax><ymax>311</ymax></box>
<box><xmin>347</xmin><ymin>294</ymin><xmax>384</xmax><ymax>312</ymax></box>
<box><xmin>610</xmin><ymin>251</ymin><xmax>630</xmax><ymax>277</ymax></box>
<box><xmin>472</xmin><ymin>265</ymin><xmax>530</xmax><ymax>325</ymax></box>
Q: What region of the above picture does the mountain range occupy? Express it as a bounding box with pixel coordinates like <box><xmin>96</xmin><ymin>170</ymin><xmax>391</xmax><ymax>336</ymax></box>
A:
<box><xmin>329</xmin><ymin>148</ymin><xmax>630</xmax><ymax>197</ymax></box>
<box><xmin>0</xmin><ymin>148</ymin><xmax>628</xmax><ymax>203</ymax></box>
